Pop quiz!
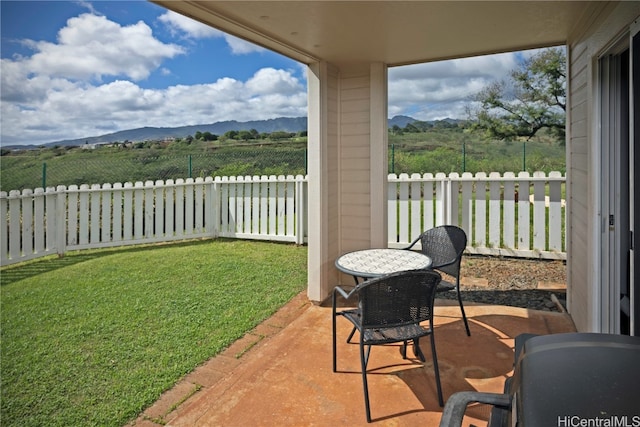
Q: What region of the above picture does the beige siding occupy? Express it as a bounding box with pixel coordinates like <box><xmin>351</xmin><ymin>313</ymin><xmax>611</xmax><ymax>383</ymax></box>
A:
<box><xmin>567</xmin><ymin>2</ymin><xmax>640</xmax><ymax>331</ymax></box>
<box><xmin>567</xmin><ymin>36</ymin><xmax>590</xmax><ymax>331</ymax></box>
<box><xmin>339</xmin><ymin>66</ymin><xmax>372</xmax><ymax>253</ymax></box>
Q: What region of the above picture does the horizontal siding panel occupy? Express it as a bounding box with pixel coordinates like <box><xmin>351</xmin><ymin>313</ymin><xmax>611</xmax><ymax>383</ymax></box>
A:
<box><xmin>342</xmin><ymin>145</ymin><xmax>370</xmax><ymax>158</ymax></box>
<box><xmin>339</xmin><ymin>193</ymin><xmax>370</xmax><ymax>206</ymax></box>
<box><xmin>341</xmin><ymin>122</ymin><xmax>370</xmax><ymax>136</ymax></box>
<box><xmin>570</xmin><ymin>83</ymin><xmax>587</xmax><ymax>105</ymax></box>
<box><xmin>571</xmin><ymin>153</ymin><xmax>588</xmax><ymax>170</ymax></box>
<box><xmin>341</xmin><ymin>183</ymin><xmax>371</xmax><ymax>195</ymax></box>
<box><xmin>570</xmin><ymin>135</ymin><xmax>588</xmax><ymax>155</ymax></box>
<box><xmin>341</xmin><ymin>171</ymin><xmax>370</xmax><ymax>183</ymax></box>
<box><xmin>341</xmin><ymin>75</ymin><xmax>370</xmax><ymax>88</ymax></box>
<box><xmin>341</xmin><ymin>216</ymin><xmax>370</xmax><ymax>231</ymax></box>
<box><xmin>570</xmin><ymin>118</ymin><xmax>588</xmax><ymax>139</ymax></box>
<box><xmin>341</xmin><ymin>86</ymin><xmax>370</xmax><ymax>101</ymax></box>
<box><xmin>342</xmin><ymin>111</ymin><xmax>370</xmax><ymax>124</ymax></box>
<box><xmin>571</xmin><ymin>101</ymin><xmax>588</xmax><ymax>121</ymax></box>
<box><xmin>340</xmin><ymin>158</ymin><xmax>370</xmax><ymax>171</ymax></box>
<box><xmin>341</xmin><ymin>99</ymin><xmax>370</xmax><ymax>113</ymax></box>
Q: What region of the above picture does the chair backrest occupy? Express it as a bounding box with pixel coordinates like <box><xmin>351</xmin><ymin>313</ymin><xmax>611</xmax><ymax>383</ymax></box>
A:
<box><xmin>357</xmin><ymin>269</ymin><xmax>441</xmax><ymax>329</ymax></box>
<box><xmin>419</xmin><ymin>225</ymin><xmax>467</xmax><ymax>277</ymax></box>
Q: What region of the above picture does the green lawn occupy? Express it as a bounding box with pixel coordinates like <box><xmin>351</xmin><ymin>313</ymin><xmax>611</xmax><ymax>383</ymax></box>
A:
<box><xmin>0</xmin><ymin>239</ymin><xmax>308</xmax><ymax>426</ymax></box>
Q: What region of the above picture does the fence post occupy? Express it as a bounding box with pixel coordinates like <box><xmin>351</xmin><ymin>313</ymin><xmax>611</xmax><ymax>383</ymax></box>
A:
<box><xmin>188</xmin><ymin>155</ymin><xmax>192</xmax><ymax>178</ymax></box>
<box><xmin>391</xmin><ymin>144</ymin><xmax>395</xmax><ymax>174</ymax></box>
<box><xmin>42</xmin><ymin>162</ymin><xmax>47</xmax><ymax>189</ymax></box>
<box><xmin>462</xmin><ymin>143</ymin><xmax>466</xmax><ymax>173</ymax></box>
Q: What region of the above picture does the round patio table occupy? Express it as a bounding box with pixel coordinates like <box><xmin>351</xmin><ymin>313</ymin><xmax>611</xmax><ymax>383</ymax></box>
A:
<box><xmin>335</xmin><ymin>248</ymin><xmax>432</xmax><ymax>283</ymax></box>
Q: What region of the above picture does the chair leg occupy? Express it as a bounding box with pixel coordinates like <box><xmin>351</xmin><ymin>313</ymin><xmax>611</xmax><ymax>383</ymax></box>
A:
<box><xmin>347</xmin><ymin>326</ymin><xmax>357</xmax><ymax>343</ymax></box>
<box><xmin>332</xmin><ymin>294</ymin><xmax>338</xmax><ymax>372</ymax></box>
<box><xmin>360</xmin><ymin>341</ymin><xmax>372</xmax><ymax>422</ymax></box>
<box><xmin>430</xmin><ymin>333</ymin><xmax>444</xmax><ymax>407</ymax></box>
<box><xmin>413</xmin><ymin>338</ymin><xmax>426</xmax><ymax>362</ymax></box>
<box><xmin>455</xmin><ymin>282</ymin><xmax>471</xmax><ymax>336</ymax></box>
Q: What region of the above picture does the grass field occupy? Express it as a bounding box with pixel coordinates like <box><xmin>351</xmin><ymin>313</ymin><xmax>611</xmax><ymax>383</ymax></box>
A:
<box><xmin>1</xmin><ymin>128</ymin><xmax>565</xmax><ymax>192</ymax></box>
<box><xmin>0</xmin><ymin>239</ymin><xmax>308</xmax><ymax>426</ymax></box>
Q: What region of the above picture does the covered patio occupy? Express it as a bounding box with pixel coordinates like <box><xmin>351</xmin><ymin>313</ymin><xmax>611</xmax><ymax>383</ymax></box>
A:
<box><xmin>152</xmin><ymin>0</ymin><xmax>640</xmax><ymax>334</ymax></box>
<box><xmin>134</xmin><ymin>294</ymin><xmax>575</xmax><ymax>426</ymax></box>
<box><xmin>135</xmin><ymin>0</ymin><xmax>638</xmax><ymax>424</ymax></box>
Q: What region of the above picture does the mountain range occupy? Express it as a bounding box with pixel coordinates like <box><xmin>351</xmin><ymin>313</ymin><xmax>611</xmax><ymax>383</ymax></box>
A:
<box><xmin>6</xmin><ymin>115</ymin><xmax>442</xmax><ymax>150</ymax></box>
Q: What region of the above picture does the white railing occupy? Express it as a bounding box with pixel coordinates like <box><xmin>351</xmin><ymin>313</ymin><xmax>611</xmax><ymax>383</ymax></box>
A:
<box><xmin>1</xmin><ymin>172</ymin><xmax>565</xmax><ymax>266</ymax></box>
<box><xmin>387</xmin><ymin>171</ymin><xmax>566</xmax><ymax>259</ymax></box>
<box><xmin>1</xmin><ymin>175</ymin><xmax>307</xmax><ymax>266</ymax></box>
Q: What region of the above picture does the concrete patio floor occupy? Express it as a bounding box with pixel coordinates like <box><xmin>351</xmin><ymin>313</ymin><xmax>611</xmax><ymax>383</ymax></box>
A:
<box><xmin>132</xmin><ymin>292</ymin><xmax>575</xmax><ymax>427</ymax></box>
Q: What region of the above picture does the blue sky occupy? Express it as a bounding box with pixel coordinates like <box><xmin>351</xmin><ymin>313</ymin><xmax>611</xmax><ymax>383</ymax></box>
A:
<box><xmin>1</xmin><ymin>1</ymin><xmax>538</xmax><ymax>146</ymax></box>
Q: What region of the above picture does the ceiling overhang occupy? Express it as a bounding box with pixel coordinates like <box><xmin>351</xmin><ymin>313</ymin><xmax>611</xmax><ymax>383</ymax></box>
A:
<box><xmin>153</xmin><ymin>1</ymin><xmax>613</xmax><ymax>66</ymax></box>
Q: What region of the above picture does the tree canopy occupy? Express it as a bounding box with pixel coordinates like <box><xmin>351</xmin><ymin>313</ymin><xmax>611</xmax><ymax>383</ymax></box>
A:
<box><xmin>469</xmin><ymin>47</ymin><xmax>566</xmax><ymax>141</ymax></box>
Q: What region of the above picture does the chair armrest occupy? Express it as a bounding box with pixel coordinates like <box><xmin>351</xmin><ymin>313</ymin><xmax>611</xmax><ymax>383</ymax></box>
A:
<box><xmin>438</xmin><ymin>392</ymin><xmax>511</xmax><ymax>427</ymax></box>
<box><xmin>333</xmin><ymin>285</ymin><xmax>358</xmax><ymax>300</ymax></box>
<box><xmin>403</xmin><ymin>235</ymin><xmax>422</xmax><ymax>250</ymax></box>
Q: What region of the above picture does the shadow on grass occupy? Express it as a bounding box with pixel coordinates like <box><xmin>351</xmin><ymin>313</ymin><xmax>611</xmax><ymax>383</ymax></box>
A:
<box><xmin>0</xmin><ymin>238</ymin><xmax>224</xmax><ymax>286</ymax></box>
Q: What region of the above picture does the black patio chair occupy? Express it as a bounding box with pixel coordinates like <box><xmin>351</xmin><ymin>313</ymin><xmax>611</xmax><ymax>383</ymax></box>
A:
<box><xmin>406</xmin><ymin>225</ymin><xmax>471</xmax><ymax>336</ymax></box>
<box><xmin>332</xmin><ymin>269</ymin><xmax>444</xmax><ymax>422</ymax></box>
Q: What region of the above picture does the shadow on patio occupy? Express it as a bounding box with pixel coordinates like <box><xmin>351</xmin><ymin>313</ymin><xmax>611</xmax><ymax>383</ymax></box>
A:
<box><xmin>134</xmin><ymin>294</ymin><xmax>575</xmax><ymax>426</ymax></box>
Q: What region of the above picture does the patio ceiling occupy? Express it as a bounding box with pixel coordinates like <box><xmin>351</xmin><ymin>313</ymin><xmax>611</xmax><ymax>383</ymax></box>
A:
<box><xmin>153</xmin><ymin>1</ymin><xmax>610</xmax><ymax>66</ymax></box>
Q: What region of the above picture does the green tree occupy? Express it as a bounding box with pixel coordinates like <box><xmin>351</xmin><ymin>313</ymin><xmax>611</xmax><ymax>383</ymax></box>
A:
<box><xmin>223</xmin><ymin>130</ymin><xmax>239</xmax><ymax>140</ymax></box>
<box><xmin>469</xmin><ymin>47</ymin><xmax>566</xmax><ymax>141</ymax></box>
<box><xmin>202</xmin><ymin>131</ymin><xmax>217</xmax><ymax>141</ymax></box>
<box><xmin>237</xmin><ymin>130</ymin><xmax>254</xmax><ymax>141</ymax></box>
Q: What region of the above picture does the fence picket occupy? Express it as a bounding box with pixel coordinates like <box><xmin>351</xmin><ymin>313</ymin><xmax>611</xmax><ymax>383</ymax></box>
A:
<box><xmin>548</xmin><ymin>171</ymin><xmax>563</xmax><ymax>251</ymax></box>
<box><xmin>0</xmin><ymin>192</ymin><xmax>8</xmax><ymax>264</ymax></box>
<box><xmin>503</xmin><ymin>173</ymin><xmax>516</xmax><ymax>249</ymax></box>
<box><xmin>91</xmin><ymin>184</ymin><xmax>101</xmax><ymax>244</ymax></box>
<box><xmin>174</xmin><ymin>179</ymin><xmax>184</xmax><ymax>238</ymax></box>
<box><xmin>474</xmin><ymin>173</ymin><xmax>487</xmax><ymax>247</ymax></box>
<box><xmin>277</xmin><ymin>176</ymin><xmax>286</xmax><ymax>237</ymax></box>
<box><xmin>112</xmin><ymin>183</ymin><xmax>123</xmax><ymax>242</ymax></box>
<box><xmin>517</xmin><ymin>172</ymin><xmax>531</xmax><ymax>251</ymax></box>
<box><xmin>489</xmin><ymin>173</ymin><xmax>501</xmax><ymax>248</ymax></box>
<box><xmin>123</xmin><ymin>182</ymin><xmax>134</xmax><ymax>241</ymax></box>
<box><xmin>22</xmin><ymin>189</ymin><xmax>34</xmax><ymax>257</ymax></box>
<box><xmin>8</xmin><ymin>191</ymin><xmax>22</xmax><ymax>261</ymax></box>
<box><xmin>533</xmin><ymin>172</ymin><xmax>546</xmax><ymax>251</ymax></box>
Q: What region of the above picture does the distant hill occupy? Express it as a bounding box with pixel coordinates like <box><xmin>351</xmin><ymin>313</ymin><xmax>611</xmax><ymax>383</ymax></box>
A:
<box><xmin>5</xmin><ymin>115</ymin><xmax>464</xmax><ymax>150</ymax></box>
<box><xmin>388</xmin><ymin>115</ymin><xmax>418</xmax><ymax>128</ymax></box>
<box><xmin>40</xmin><ymin>117</ymin><xmax>309</xmax><ymax>149</ymax></box>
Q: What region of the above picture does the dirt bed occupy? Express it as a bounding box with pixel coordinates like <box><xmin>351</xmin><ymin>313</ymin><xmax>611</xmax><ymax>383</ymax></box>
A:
<box><xmin>438</xmin><ymin>255</ymin><xmax>567</xmax><ymax>312</ymax></box>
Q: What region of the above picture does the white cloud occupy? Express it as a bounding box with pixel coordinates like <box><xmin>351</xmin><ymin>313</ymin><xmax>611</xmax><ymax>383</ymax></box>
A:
<box><xmin>158</xmin><ymin>10</ymin><xmax>265</xmax><ymax>54</ymax></box>
<box><xmin>388</xmin><ymin>51</ymin><xmax>523</xmax><ymax>120</ymax></box>
<box><xmin>0</xmin><ymin>66</ymin><xmax>307</xmax><ymax>144</ymax></box>
<box><xmin>23</xmin><ymin>14</ymin><xmax>184</xmax><ymax>82</ymax></box>
<box><xmin>0</xmin><ymin>11</ymin><xmax>301</xmax><ymax>145</ymax></box>
<box><xmin>246</xmin><ymin>68</ymin><xmax>304</xmax><ymax>95</ymax></box>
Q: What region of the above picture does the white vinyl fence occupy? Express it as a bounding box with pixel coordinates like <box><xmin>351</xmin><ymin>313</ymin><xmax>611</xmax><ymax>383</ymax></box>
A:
<box><xmin>1</xmin><ymin>172</ymin><xmax>565</xmax><ymax>266</ymax></box>
<box><xmin>1</xmin><ymin>175</ymin><xmax>307</xmax><ymax>266</ymax></box>
<box><xmin>387</xmin><ymin>171</ymin><xmax>566</xmax><ymax>259</ymax></box>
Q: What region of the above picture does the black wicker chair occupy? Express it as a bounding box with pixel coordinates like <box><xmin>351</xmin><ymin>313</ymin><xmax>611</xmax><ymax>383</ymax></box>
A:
<box><xmin>406</xmin><ymin>225</ymin><xmax>471</xmax><ymax>336</ymax></box>
<box><xmin>332</xmin><ymin>269</ymin><xmax>444</xmax><ymax>422</ymax></box>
